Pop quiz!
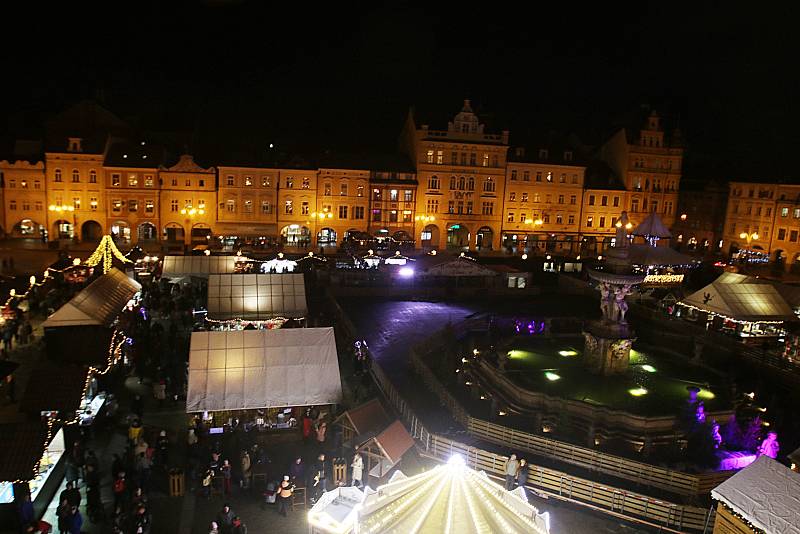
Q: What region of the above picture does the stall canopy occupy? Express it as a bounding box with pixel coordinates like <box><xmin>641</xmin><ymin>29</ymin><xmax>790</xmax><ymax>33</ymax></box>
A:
<box><xmin>680</xmin><ymin>275</ymin><xmax>797</xmax><ymax>322</ymax></box>
<box><xmin>161</xmin><ymin>255</ymin><xmax>240</xmax><ymax>278</ymax></box>
<box><xmin>0</xmin><ymin>422</ymin><xmax>49</xmax><ymax>482</ymax></box>
<box><xmin>711</xmin><ymin>455</ymin><xmax>800</xmax><ymax>534</ymax></box>
<box><xmin>20</xmin><ymin>362</ymin><xmax>90</xmax><ymax>416</ymax></box>
<box><xmin>357</xmin><ymin>420</ymin><xmax>416</xmax><ymax>479</ymax></box>
<box><xmin>186</xmin><ymin>327</ymin><xmax>342</xmax><ymax>412</ymax></box>
<box><xmin>309</xmin><ymin>457</ymin><xmax>551</xmax><ymax>534</ymax></box>
<box><xmin>42</xmin><ymin>268</ymin><xmax>141</xmax><ymax>328</ymax></box>
<box><xmin>206</xmin><ymin>273</ymin><xmax>307</xmax><ymax>319</ymax></box>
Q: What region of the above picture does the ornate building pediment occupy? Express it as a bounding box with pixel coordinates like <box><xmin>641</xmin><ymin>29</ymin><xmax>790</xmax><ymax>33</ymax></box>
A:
<box><xmin>161</xmin><ymin>154</ymin><xmax>213</xmax><ymax>173</ymax></box>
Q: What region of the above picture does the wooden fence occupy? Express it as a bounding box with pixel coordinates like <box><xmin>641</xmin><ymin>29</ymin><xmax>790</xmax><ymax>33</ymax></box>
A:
<box><xmin>405</xmin><ymin>316</ymin><xmax>735</xmax><ymax>498</ymax></box>
<box><xmin>369</xmin><ymin>352</ymin><xmax>716</xmax><ymax>533</ymax></box>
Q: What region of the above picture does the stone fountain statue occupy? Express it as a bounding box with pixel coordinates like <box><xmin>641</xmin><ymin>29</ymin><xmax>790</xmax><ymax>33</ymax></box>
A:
<box><xmin>583</xmin><ymin>212</ymin><xmax>646</xmax><ymax>375</ymax></box>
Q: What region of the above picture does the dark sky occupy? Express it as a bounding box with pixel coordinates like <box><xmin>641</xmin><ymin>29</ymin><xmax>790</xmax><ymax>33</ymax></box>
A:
<box><xmin>2</xmin><ymin>2</ymin><xmax>798</xmax><ymax>178</ymax></box>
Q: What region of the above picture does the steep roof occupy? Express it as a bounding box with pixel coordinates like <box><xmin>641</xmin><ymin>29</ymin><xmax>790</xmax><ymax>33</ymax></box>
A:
<box><xmin>632</xmin><ymin>212</ymin><xmax>672</xmax><ymax>238</ymax></box>
<box><xmin>20</xmin><ymin>362</ymin><xmax>90</xmax><ymax>415</ymax></box>
<box><xmin>0</xmin><ymin>421</ymin><xmax>50</xmax><ymax>482</ymax></box>
<box><xmin>42</xmin><ymin>268</ymin><xmax>141</xmax><ymax>328</ymax></box>
<box><xmin>334</xmin><ymin>398</ymin><xmax>391</xmax><ymax>436</ymax></box>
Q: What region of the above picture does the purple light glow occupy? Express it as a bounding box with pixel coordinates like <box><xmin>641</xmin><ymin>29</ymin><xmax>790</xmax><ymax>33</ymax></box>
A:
<box><xmin>398</xmin><ymin>267</ymin><xmax>415</xmax><ymax>278</ymax></box>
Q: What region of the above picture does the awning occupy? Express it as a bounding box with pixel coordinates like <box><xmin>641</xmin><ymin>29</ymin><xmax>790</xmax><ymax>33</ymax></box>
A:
<box><xmin>186</xmin><ymin>327</ymin><xmax>342</xmax><ymax>412</ymax></box>
<box><xmin>711</xmin><ymin>455</ymin><xmax>800</xmax><ymax>534</ymax></box>
<box><xmin>42</xmin><ymin>268</ymin><xmax>141</xmax><ymax>328</ymax></box>
<box><xmin>161</xmin><ymin>255</ymin><xmax>240</xmax><ymax>278</ymax></box>
<box><xmin>206</xmin><ymin>273</ymin><xmax>307</xmax><ymax>319</ymax></box>
<box><xmin>680</xmin><ymin>275</ymin><xmax>796</xmax><ymax>322</ymax></box>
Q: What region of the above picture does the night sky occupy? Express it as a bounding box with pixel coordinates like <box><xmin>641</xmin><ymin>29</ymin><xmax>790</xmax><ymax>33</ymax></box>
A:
<box><xmin>1</xmin><ymin>2</ymin><xmax>797</xmax><ymax>179</ymax></box>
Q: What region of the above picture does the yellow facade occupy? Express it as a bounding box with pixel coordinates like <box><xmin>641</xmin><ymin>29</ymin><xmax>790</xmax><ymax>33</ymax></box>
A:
<box><xmin>0</xmin><ymin>160</ymin><xmax>46</xmax><ymax>238</ymax></box>
<box><xmin>403</xmin><ymin>100</ymin><xmax>508</xmax><ymax>251</ymax></box>
<box><xmin>104</xmin><ymin>166</ymin><xmax>160</xmax><ymax>244</ymax></box>
<box><xmin>600</xmin><ymin>111</ymin><xmax>683</xmax><ymax>229</ymax></box>
<box><xmin>502</xmin><ymin>161</ymin><xmax>585</xmax><ymax>252</ymax></box>
<box><xmin>216</xmin><ymin>166</ymin><xmax>279</xmax><ymax>240</ymax></box>
<box><xmin>44</xmin><ymin>139</ymin><xmax>105</xmax><ymax>242</ymax></box>
<box><xmin>316</xmin><ymin>168</ymin><xmax>370</xmax><ymax>247</ymax></box>
<box><xmin>721</xmin><ymin>181</ymin><xmax>800</xmax><ymax>267</ymax></box>
<box><xmin>581</xmin><ymin>188</ymin><xmax>627</xmax><ymax>251</ymax></box>
<box><xmin>158</xmin><ymin>155</ymin><xmax>216</xmax><ymax>245</ymax></box>
<box><xmin>276</xmin><ymin>169</ymin><xmax>318</xmax><ymax>247</ymax></box>
<box><xmin>367</xmin><ymin>171</ymin><xmax>417</xmax><ymax>243</ymax></box>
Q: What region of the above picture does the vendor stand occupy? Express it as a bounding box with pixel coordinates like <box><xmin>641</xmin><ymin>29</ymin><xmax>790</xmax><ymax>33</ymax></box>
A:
<box><xmin>186</xmin><ymin>327</ymin><xmax>342</xmax><ymax>433</ymax></box>
<box><xmin>333</xmin><ymin>398</ymin><xmax>391</xmax><ymax>445</ymax></box>
<box><xmin>354</xmin><ymin>420</ymin><xmax>414</xmax><ymax>483</ymax></box>
<box><xmin>0</xmin><ymin>422</ymin><xmax>65</xmax><ymax>524</ymax></box>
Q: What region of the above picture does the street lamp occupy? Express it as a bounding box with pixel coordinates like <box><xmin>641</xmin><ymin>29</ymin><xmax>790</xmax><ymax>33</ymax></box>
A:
<box><xmin>310</xmin><ymin>208</ymin><xmax>333</xmax><ymax>248</ymax></box>
<box><xmin>739</xmin><ymin>231</ymin><xmax>759</xmax><ymax>244</ymax></box>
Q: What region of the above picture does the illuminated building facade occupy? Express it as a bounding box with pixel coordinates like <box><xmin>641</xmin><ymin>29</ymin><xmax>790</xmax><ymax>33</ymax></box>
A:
<box><xmin>502</xmin><ymin>145</ymin><xmax>585</xmax><ymax>253</ymax></box>
<box><xmin>599</xmin><ymin>110</ymin><xmax>684</xmax><ymax>230</ymax></box>
<box><xmin>401</xmin><ymin>99</ymin><xmax>509</xmax><ymax>251</ymax></box>
<box><xmin>215</xmin><ymin>166</ymin><xmax>279</xmax><ymax>245</ymax></box>
<box><xmin>158</xmin><ymin>154</ymin><xmax>217</xmax><ymax>245</ymax></box>
<box><xmin>0</xmin><ymin>159</ymin><xmax>45</xmax><ymax>238</ymax></box>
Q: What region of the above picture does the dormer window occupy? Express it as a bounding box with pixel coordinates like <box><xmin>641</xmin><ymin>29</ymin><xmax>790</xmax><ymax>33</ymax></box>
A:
<box><xmin>564</xmin><ymin>150</ymin><xmax>573</xmax><ymax>161</ymax></box>
<box><xmin>67</xmin><ymin>137</ymin><xmax>82</xmax><ymax>152</ymax></box>
<box><xmin>538</xmin><ymin>149</ymin><xmax>548</xmax><ymax>160</ymax></box>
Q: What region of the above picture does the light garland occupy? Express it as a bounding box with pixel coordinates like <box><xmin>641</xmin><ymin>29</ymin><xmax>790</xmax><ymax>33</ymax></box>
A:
<box><xmin>203</xmin><ymin>316</ymin><xmax>297</xmax><ymax>329</ymax></box>
<box><xmin>714</xmin><ymin>500</ymin><xmax>767</xmax><ymax>534</ymax></box>
<box><xmin>84</xmin><ymin>235</ymin><xmax>132</xmax><ymax>274</ymax></box>
<box><xmin>6</xmin><ymin>417</ymin><xmax>57</xmax><ymax>485</ymax></box>
<box><xmin>677</xmin><ymin>302</ymin><xmax>787</xmax><ymax>325</ymax></box>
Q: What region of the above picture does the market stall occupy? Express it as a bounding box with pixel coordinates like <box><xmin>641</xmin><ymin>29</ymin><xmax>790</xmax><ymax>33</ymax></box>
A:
<box><xmin>186</xmin><ymin>327</ymin><xmax>342</xmax><ymax>430</ymax></box>
<box><xmin>205</xmin><ymin>273</ymin><xmax>307</xmax><ymax>321</ymax></box>
<box><xmin>333</xmin><ymin>398</ymin><xmax>391</xmax><ymax>445</ymax></box>
<box><xmin>41</xmin><ymin>268</ymin><xmax>140</xmax><ymax>365</ymax></box>
<box><xmin>308</xmin><ymin>455</ymin><xmax>551</xmax><ymax>534</ymax></box>
<box><xmin>355</xmin><ymin>420</ymin><xmax>415</xmax><ymax>482</ymax></box>
<box><xmin>161</xmin><ymin>255</ymin><xmax>241</xmax><ymax>279</ymax></box>
<box><xmin>678</xmin><ymin>272</ymin><xmax>797</xmax><ymax>340</ymax></box>
<box><xmin>0</xmin><ymin>422</ymin><xmax>64</xmax><ymax>523</ymax></box>
<box><xmin>711</xmin><ymin>455</ymin><xmax>800</xmax><ymax>534</ymax></box>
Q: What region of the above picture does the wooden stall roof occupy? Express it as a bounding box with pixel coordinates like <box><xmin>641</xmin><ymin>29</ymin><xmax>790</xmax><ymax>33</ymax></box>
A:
<box><xmin>363</xmin><ymin>420</ymin><xmax>415</xmax><ymax>464</ymax></box>
<box><xmin>0</xmin><ymin>421</ymin><xmax>49</xmax><ymax>481</ymax></box>
<box><xmin>334</xmin><ymin>398</ymin><xmax>391</xmax><ymax>436</ymax></box>
<box><xmin>20</xmin><ymin>362</ymin><xmax>90</xmax><ymax>415</ymax></box>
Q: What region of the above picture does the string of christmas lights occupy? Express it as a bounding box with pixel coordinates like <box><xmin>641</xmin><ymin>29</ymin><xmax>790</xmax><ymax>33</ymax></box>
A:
<box><xmin>85</xmin><ymin>235</ymin><xmax>132</xmax><ymax>274</ymax></box>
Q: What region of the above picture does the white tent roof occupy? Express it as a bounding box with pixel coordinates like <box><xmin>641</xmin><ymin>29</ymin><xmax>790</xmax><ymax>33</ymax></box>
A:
<box><xmin>307</xmin><ymin>486</ymin><xmax>365</xmax><ymax>534</ymax></box>
<box><xmin>206</xmin><ymin>273</ymin><xmax>307</xmax><ymax>319</ymax></box>
<box><xmin>711</xmin><ymin>455</ymin><xmax>800</xmax><ymax>534</ymax></box>
<box><xmin>632</xmin><ymin>212</ymin><xmax>672</xmax><ymax>238</ymax></box>
<box><xmin>680</xmin><ymin>277</ymin><xmax>796</xmax><ymax>322</ymax></box>
<box><xmin>161</xmin><ymin>255</ymin><xmax>240</xmax><ymax>278</ymax></box>
<box><xmin>43</xmin><ymin>268</ymin><xmax>141</xmax><ymax>328</ymax></box>
<box><xmin>186</xmin><ymin>327</ymin><xmax>342</xmax><ymax>412</ymax></box>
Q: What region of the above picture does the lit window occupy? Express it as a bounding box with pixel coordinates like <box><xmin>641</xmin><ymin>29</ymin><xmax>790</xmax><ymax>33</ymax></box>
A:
<box><xmin>586</xmin><ymin>216</ymin><xmax>593</xmax><ymax>227</ymax></box>
<box><xmin>244</xmin><ymin>199</ymin><xmax>253</xmax><ymax>213</ymax></box>
<box><xmin>390</xmin><ymin>189</ymin><xmax>398</xmax><ymax>201</ymax></box>
<box><xmin>341</xmin><ymin>183</ymin><xmax>348</xmax><ymax>196</ymax></box>
<box><xmin>302</xmin><ymin>177</ymin><xmax>310</xmax><ymax>189</ymax></box>
<box><xmin>324</xmin><ymin>183</ymin><xmax>331</xmax><ymax>196</ymax></box>
<box><xmin>284</xmin><ymin>200</ymin><xmax>293</xmax><ymax>214</ymax></box>
<box><xmin>112</xmin><ymin>174</ymin><xmax>121</xmax><ymax>186</ymax></box>
<box><xmin>227</xmin><ymin>200</ymin><xmax>236</xmax><ymax>213</ymax></box>
<box><xmin>144</xmin><ymin>175</ymin><xmax>154</xmax><ymax>187</ymax></box>
<box><xmin>261</xmin><ymin>201</ymin><xmax>271</xmax><ymax>214</ymax></box>
<box><xmin>145</xmin><ymin>200</ymin><xmax>154</xmax><ymax>213</ymax></box>
<box><xmin>112</xmin><ymin>199</ymin><xmax>122</xmax><ymax>213</ymax></box>
<box><xmin>357</xmin><ymin>185</ymin><xmax>364</xmax><ymax>197</ymax></box>
<box><xmin>245</xmin><ymin>176</ymin><xmax>253</xmax><ymax>186</ymax></box>
<box><xmin>128</xmin><ymin>174</ymin><xmax>138</xmax><ymax>187</ymax></box>
<box><xmin>90</xmin><ymin>198</ymin><xmax>98</xmax><ymax>211</ymax></box>
<box><xmin>128</xmin><ymin>200</ymin><xmax>138</xmax><ymax>212</ymax></box>
<box><xmin>301</xmin><ymin>201</ymin><xmax>309</xmax><ymax>215</ymax></box>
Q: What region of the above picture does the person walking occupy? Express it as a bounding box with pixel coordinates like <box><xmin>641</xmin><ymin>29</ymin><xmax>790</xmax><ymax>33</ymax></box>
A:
<box><xmin>311</xmin><ymin>453</ymin><xmax>328</xmax><ymax>503</ymax></box>
<box><xmin>208</xmin><ymin>521</ymin><xmax>220</xmax><ymax>534</ymax></box>
<box><xmin>112</xmin><ymin>472</ymin><xmax>127</xmax><ymax>510</ymax></box>
<box><xmin>156</xmin><ymin>430</ymin><xmax>169</xmax><ymax>469</ymax></box>
<box><xmin>289</xmin><ymin>456</ymin><xmax>304</xmax><ymax>486</ymax></box>
<box><xmin>302</xmin><ymin>410</ymin><xmax>312</xmax><ymax>444</ymax></box>
<box><xmin>503</xmin><ymin>454</ymin><xmax>519</xmax><ymax>490</ymax></box>
<box><xmin>239</xmin><ymin>450</ymin><xmax>251</xmax><ymax>491</ymax></box>
<box><xmin>515</xmin><ymin>458</ymin><xmax>529</xmax><ymax>492</ymax></box>
<box><xmin>216</xmin><ymin>504</ymin><xmax>234</xmax><ymax>534</ymax></box>
<box><xmin>67</xmin><ymin>507</ymin><xmax>82</xmax><ymax>534</ymax></box>
<box><xmin>221</xmin><ymin>459</ymin><xmax>232</xmax><ymax>497</ymax></box>
<box><xmin>202</xmin><ymin>468</ymin><xmax>214</xmax><ymax>500</ymax></box>
<box><xmin>315</xmin><ymin>421</ymin><xmax>327</xmax><ymax>450</ymax></box>
<box><xmin>350</xmin><ymin>448</ymin><xmax>363</xmax><ymax>488</ymax></box>
<box><xmin>231</xmin><ymin>516</ymin><xmax>248</xmax><ymax>534</ymax></box>
<box><xmin>17</xmin><ymin>494</ymin><xmax>34</xmax><ymax>530</ymax></box>
<box><xmin>277</xmin><ymin>476</ymin><xmax>294</xmax><ymax>517</ymax></box>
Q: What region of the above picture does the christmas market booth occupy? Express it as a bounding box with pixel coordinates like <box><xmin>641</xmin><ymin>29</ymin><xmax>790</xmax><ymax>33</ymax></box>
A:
<box><xmin>353</xmin><ymin>420</ymin><xmax>415</xmax><ymax>483</ymax></box>
<box><xmin>161</xmin><ymin>254</ymin><xmax>241</xmax><ymax>282</ymax></box>
<box><xmin>677</xmin><ymin>272</ymin><xmax>798</xmax><ymax>341</ymax></box>
<box><xmin>186</xmin><ymin>327</ymin><xmax>342</xmax><ymax>432</ymax></box>
<box><xmin>42</xmin><ymin>268</ymin><xmax>141</xmax><ymax>365</ymax></box>
<box><xmin>308</xmin><ymin>455</ymin><xmax>552</xmax><ymax>534</ymax></box>
<box><xmin>333</xmin><ymin>398</ymin><xmax>391</xmax><ymax>445</ymax></box>
<box><xmin>204</xmin><ymin>273</ymin><xmax>307</xmax><ymax>329</ymax></box>
<box><xmin>0</xmin><ymin>421</ymin><xmax>64</xmax><ymax>524</ymax></box>
<box><xmin>710</xmin><ymin>455</ymin><xmax>800</xmax><ymax>534</ymax></box>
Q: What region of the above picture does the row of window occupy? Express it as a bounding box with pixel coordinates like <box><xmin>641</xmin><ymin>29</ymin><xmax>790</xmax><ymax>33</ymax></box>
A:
<box><xmin>507</xmin><ymin>212</ymin><xmax>575</xmax><ymax>225</ymax></box>
<box><xmin>585</xmin><ymin>215</ymin><xmax>619</xmax><ymax>228</ymax></box>
<box><xmin>732</xmin><ymin>203</ymin><xmax>774</xmax><ymax>217</ymax></box>
<box><xmin>225</xmin><ymin>175</ymin><xmax>272</xmax><ymax>187</ymax></box>
<box><xmin>631</xmin><ymin>177</ymin><xmax>677</xmax><ymax>193</ymax></box>
<box><xmin>425</xmin><ymin>150</ymin><xmax>500</xmax><ymax>167</ymax></box>
<box><xmin>282</xmin><ymin>200</ymin><xmax>366</xmax><ymax>220</ymax></box>
<box><xmin>372</xmin><ymin>209</ymin><xmax>413</xmax><ymax>223</ymax></box>
<box><xmin>776</xmin><ymin>228</ymin><xmax>800</xmax><ymax>242</ymax></box>
<box><xmin>630</xmin><ymin>198</ymin><xmax>674</xmax><ymax>215</ymax></box>
<box><xmin>52</xmin><ymin>169</ymin><xmax>98</xmax><ymax>183</ymax></box>
<box><xmin>779</xmin><ymin>207</ymin><xmax>800</xmax><ymax>219</ymax></box>
<box><xmin>111</xmin><ymin>200</ymin><xmax>156</xmax><ymax>214</ymax></box>
<box><xmin>221</xmin><ymin>199</ymin><xmax>273</xmax><ymax>215</ymax></box>
<box><xmin>422</xmin><ymin>200</ymin><xmax>495</xmax><ymax>216</ymax></box>
<box><xmin>509</xmin><ymin>192</ymin><xmax>578</xmax><ymax>204</ymax></box>
<box><xmin>731</xmin><ymin>187</ymin><xmax>774</xmax><ymax>199</ymax></box>
<box><xmin>7</xmin><ymin>179</ymin><xmax>42</xmax><ymax>189</ymax></box>
<box><xmin>588</xmin><ymin>195</ymin><xmax>621</xmax><ymax>207</ymax></box>
<box><xmin>371</xmin><ymin>189</ymin><xmax>414</xmax><ymax>201</ymax></box>
<box><xmin>426</xmin><ymin>176</ymin><xmax>496</xmax><ymax>192</ymax></box>
<box><xmin>110</xmin><ymin>174</ymin><xmax>156</xmax><ymax>187</ymax></box>
<box><xmin>632</xmin><ymin>157</ymin><xmax>674</xmax><ymax>170</ymax></box>
<box><xmin>509</xmin><ymin>170</ymin><xmax>579</xmax><ymax>184</ymax></box>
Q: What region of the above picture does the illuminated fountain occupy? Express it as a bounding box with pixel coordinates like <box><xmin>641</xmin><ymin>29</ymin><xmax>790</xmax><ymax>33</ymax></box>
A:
<box><xmin>583</xmin><ymin>212</ymin><xmax>645</xmax><ymax>375</ymax></box>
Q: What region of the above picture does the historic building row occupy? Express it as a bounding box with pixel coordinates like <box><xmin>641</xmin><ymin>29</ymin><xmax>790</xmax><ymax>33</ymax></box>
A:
<box><xmin>0</xmin><ymin>100</ymin><xmax>684</xmax><ymax>252</ymax></box>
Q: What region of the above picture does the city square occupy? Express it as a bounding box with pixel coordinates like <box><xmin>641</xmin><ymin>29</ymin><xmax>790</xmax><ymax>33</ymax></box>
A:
<box><xmin>0</xmin><ymin>4</ymin><xmax>799</xmax><ymax>534</ymax></box>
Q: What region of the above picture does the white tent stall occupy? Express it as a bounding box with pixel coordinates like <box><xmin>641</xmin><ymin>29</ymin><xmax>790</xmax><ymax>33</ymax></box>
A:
<box><xmin>206</xmin><ymin>273</ymin><xmax>307</xmax><ymax>320</ymax></box>
<box><xmin>711</xmin><ymin>455</ymin><xmax>800</xmax><ymax>534</ymax></box>
<box><xmin>187</xmin><ymin>328</ymin><xmax>342</xmax><ymax>425</ymax></box>
<box><xmin>161</xmin><ymin>255</ymin><xmax>240</xmax><ymax>278</ymax></box>
<box><xmin>308</xmin><ymin>455</ymin><xmax>551</xmax><ymax>534</ymax></box>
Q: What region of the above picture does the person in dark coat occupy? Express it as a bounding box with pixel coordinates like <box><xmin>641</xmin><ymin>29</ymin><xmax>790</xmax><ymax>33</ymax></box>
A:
<box><xmin>515</xmin><ymin>458</ymin><xmax>530</xmax><ymax>493</ymax></box>
<box><xmin>216</xmin><ymin>504</ymin><xmax>235</xmax><ymax>534</ymax></box>
<box><xmin>17</xmin><ymin>494</ymin><xmax>34</xmax><ymax>529</ymax></box>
